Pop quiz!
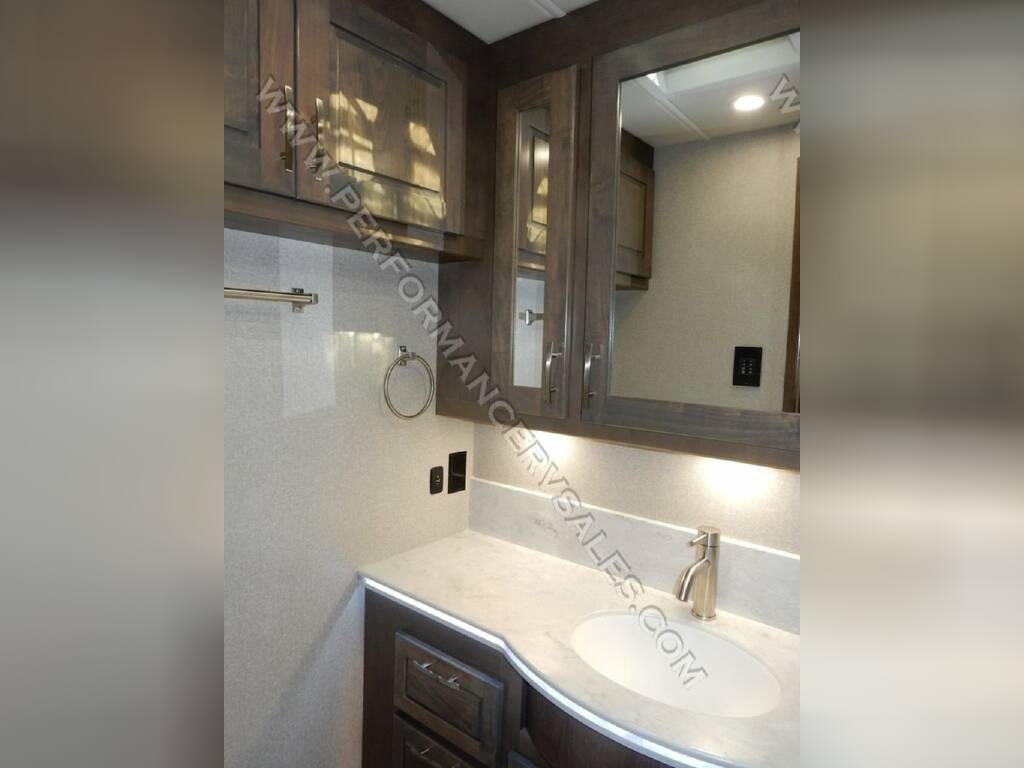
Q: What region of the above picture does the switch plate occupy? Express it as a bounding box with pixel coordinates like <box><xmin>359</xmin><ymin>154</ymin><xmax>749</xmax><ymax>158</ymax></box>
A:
<box><xmin>429</xmin><ymin>466</ymin><xmax>444</xmax><ymax>494</ymax></box>
<box><xmin>732</xmin><ymin>346</ymin><xmax>763</xmax><ymax>387</ymax></box>
<box><xmin>447</xmin><ymin>451</ymin><xmax>467</xmax><ymax>494</ymax></box>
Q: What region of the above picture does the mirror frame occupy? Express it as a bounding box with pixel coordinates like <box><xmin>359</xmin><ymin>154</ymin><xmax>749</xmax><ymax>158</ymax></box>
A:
<box><xmin>583</xmin><ymin>0</ymin><xmax>801</xmax><ymax>467</ymax></box>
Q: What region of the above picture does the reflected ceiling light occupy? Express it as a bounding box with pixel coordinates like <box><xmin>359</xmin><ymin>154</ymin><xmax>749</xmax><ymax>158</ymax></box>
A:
<box><xmin>732</xmin><ymin>94</ymin><xmax>765</xmax><ymax>112</ymax></box>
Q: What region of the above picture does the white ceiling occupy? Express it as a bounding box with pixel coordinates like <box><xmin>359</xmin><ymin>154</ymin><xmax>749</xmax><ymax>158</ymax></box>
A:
<box><xmin>621</xmin><ymin>33</ymin><xmax>800</xmax><ymax>147</ymax></box>
<box><xmin>419</xmin><ymin>0</ymin><xmax>599</xmax><ymax>44</ymax></box>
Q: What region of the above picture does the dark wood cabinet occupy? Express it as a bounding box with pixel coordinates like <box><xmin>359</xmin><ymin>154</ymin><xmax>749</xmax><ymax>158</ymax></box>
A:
<box><xmin>524</xmin><ymin>685</ymin><xmax>669</xmax><ymax>768</ymax></box>
<box><xmin>491</xmin><ymin>66</ymin><xmax>578</xmax><ymax>419</ymax></box>
<box><xmin>224</xmin><ymin>0</ymin><xmax>487</xmax><ymax>260</ymax></box>
<box><xmin>222</xmin><ymin>0</ymin><xmax>800</xmax><ymax>467</ymax></box>
<box><xmin>364</xmin><ymin>589</ymin><xmax>671</xmax><ymax>768</ymax></box>
<box><xmin>224</xmin><ymin>0</ymin><xmax>295</xmax><ymax>195</ymax></box>
<box><xmin>363</xmin><ymin>590</ymin><xmax>523</xmax><ymax>768</ymax></box>
<box><xmin>394</xmin><ymin>632</ymin><xmax>504</xmax><ymax>765</ymax></box>
<box><xmin>295</xmin><ymin>0</ymin><xmax>466</xmax><ymax>233</ymax></box>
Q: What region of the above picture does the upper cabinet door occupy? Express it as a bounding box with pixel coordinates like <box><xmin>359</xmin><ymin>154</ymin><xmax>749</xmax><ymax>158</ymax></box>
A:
<box><xmin>492</xmin><ymin>66</ymin><xmax>578</xmax><ymax>419</ymax></box>
<box><xmin>296</xmin><ymin>0</ymin><xmax>466</xmax><ymax>234</ymax></box>
<box><xmin>224</xmin><ymin>0</ymin><xmax>296</xmax><ymax>195</ymax></box>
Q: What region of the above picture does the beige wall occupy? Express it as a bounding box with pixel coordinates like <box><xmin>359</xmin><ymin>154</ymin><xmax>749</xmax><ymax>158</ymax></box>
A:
<box><xmin>224</xmin><ymin>229</ymin><xmax>473</xmax><ymax>768</ymax></box>
<box><xmin>612</xmin><ymin>126</ymin><xmax>799</xmax><ymax>411</ymax></box>
<box><xmin>473</xmin><ymin>423</ymin><xmax>799</xmax><ymax>554</ymax></box>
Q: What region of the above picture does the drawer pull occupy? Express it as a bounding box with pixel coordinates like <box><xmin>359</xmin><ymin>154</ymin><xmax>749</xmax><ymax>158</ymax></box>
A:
<box><xmin>413</xmin><ymin>660</ymin><xmax>463</xmax><ymax>691</ymax></box>
<box><xmin>407</xmin><ymin>743</ymin><xmax>458</xmax><ymax>768</ymax></box>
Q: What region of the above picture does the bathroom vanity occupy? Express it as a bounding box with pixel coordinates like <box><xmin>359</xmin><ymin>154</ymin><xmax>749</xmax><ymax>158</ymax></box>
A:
<box><xmin>360</xmin><ymin>532</ymin><xmax>798</xmax><ymax>768</ymax></box>
<box><xmin>222</xmin><ymin>1</ymin><xmax>803</xmax><ymax>766</ymax></box>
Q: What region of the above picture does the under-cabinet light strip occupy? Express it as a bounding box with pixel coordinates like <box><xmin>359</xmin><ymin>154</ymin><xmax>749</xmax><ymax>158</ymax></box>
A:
<box><xmin>361</xmin><ymin>576</ymin><xmax>725</xmax><ymax>768</ymax></box>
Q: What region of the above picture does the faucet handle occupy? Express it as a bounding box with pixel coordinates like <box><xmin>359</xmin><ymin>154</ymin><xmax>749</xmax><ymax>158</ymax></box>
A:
<box><xmin>689</xmin><ymin>526</ymin><xmax>721</xmax><ymax>547</ymax></box>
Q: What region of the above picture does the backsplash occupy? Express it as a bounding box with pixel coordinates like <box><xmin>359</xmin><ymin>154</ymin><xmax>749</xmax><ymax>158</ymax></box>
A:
<box><xmin>470</xmin><ymin>424</ymin><xmax>799</xmax><ymax>632</ymax></box>
<box><xmin>224</xmin><ymin>229</ymin><xmax>473</xmax><ymax>768</ymax></box>
<box><xmin>470</xmin><ymin>478</ymin><xmax>799</xmax><ymax>632</ymax></box>
<box><xmin>473</xmin><ymin>423</ymin><xmax>799</xmax><ymax>553</ymax></box>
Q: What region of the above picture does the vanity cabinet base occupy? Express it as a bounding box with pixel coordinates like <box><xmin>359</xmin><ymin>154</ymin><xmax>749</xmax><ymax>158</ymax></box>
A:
<box><xmin>363</xmin><ymin>588</ymin><xmax>672</xmax><ymax>768</ymax></box>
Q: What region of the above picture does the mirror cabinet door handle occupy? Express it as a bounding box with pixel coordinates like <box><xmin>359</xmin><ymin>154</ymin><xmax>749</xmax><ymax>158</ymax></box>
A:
<box><xmin>279</xmin><ymin>85</ymin><xmax>295</xmax><ymax>174</ymax></box>
<box><xmin>545</xmin><ymin>343</ymin><xmax>563</xmax><ymax>404</ymax></box>
<box><xmin>583</xmin><ymin>343</ymin><xmax>602</xmax><ymax>400</ymax></box>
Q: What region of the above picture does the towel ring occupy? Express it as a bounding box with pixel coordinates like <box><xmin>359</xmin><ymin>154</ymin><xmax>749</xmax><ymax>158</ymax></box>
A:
<box><xmin>384</xmin><ymin>346</ymin><xmax>435</xmax><ymax>419</ymax></box>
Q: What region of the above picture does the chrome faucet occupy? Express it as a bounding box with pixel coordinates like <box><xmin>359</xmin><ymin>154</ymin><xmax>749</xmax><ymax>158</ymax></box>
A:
<box><xmin>674</xmin><ymin>526</ymin><xmax>720</xmax><ymax>620</ymax></box>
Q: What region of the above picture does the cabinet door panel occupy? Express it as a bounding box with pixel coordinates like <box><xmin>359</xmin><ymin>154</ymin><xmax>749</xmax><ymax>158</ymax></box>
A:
<box><xmin>224</xmin><ymin>0</ymin><xmax>295</xmax><ymax>195</ymax></box>
<box><xmin>297</xmin><ymin>0</ymin><xmax>465</xmax><ymax>233</ymax></box>
<box><xmin>492</xmin><ymin>66</ymin><xmax>578</xmax><ymax>419</ymax></box>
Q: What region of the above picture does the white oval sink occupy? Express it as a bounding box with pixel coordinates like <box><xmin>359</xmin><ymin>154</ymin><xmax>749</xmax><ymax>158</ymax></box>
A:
<box><xmin>571</xmin><ymin>611</ymin><xmax>781</xmax><ymax>718</ymax></box>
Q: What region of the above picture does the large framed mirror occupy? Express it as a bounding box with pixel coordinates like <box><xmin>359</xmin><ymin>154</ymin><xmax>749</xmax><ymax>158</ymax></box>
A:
<box><xmin>584</xmin><ymin>0</ymin><xmax>800</xmax><ymax>466</ymax></box>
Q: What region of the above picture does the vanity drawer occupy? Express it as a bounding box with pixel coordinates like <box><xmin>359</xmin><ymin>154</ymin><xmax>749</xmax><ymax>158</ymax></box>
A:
<box><xmin>393</xmin><ymin>715</ymin><xmax>477</xmax><ymax>768</ymax></box>
<box><xmin>508</xmin><ymin>752</ymin><xmax>540</xmax><ymax>768</ymax></box>
<box><xmin>393</xmin><ymin>632</ymin><xmax>504</xmax><ymax>766</ymax></box>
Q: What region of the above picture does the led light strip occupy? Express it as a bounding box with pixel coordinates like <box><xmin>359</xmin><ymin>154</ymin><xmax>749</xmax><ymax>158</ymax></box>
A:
<box><xmin>361</xmin><ymin>576</ymin><xmax>726</xmax><ymax>768</ymax></box>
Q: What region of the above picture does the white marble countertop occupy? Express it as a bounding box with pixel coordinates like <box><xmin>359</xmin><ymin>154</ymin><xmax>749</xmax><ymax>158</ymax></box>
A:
<box><xmin>360</xmin><ymin>530</ymin><xmax>798</xmax><ymax>768</ymax></box>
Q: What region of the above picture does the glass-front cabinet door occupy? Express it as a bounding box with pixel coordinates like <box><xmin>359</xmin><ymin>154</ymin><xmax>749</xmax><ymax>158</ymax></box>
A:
<box><xmin>584</xmin><ymin>14</ymin><xmax>800</xmax><ymax>466</ymax></box>
<box><xmin>492</xmin><ymin>66</ymin><xmax>578</xmax><ymax>418</ymax></box>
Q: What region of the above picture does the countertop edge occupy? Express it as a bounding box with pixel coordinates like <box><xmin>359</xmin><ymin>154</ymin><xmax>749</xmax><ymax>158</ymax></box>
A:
<box><xmin>360</xmin><ymin>574</ymin><xmax>737</xmax><ymax>768</ymax></box>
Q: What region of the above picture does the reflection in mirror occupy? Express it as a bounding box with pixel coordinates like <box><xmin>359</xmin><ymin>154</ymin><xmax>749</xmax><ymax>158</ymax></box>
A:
<box><xmin>513</xmin><ymin>107</ymin><xmax>550</xmax><ymax>388</ymax></box>
<box><xmin>611</xmin><ymin>32</ymin><xmax>800</xmax><ymax>412</ymax></box>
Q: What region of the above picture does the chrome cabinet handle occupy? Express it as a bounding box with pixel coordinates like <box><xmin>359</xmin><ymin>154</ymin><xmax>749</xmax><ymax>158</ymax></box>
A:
<box><xmin>413</xmin><ymin>660</ymin><xmax>462</xmax><ymax>691</ymax></box>
<box><xmin>518</xmin><ymin>308</ymin><xmax>544</xmax><ymax>326</ymax></box>
<box><xmin>279</xmin><ymin>85</ymin><xmax>295</xmax><ymax>173</ymax></box>
<box><xmin>306</xmin><ymin>96</ymin><xmax>325</xmax><ymax>180</ymax></box>
<box><xmin>583</xmin><ymin>343</ymin><xmax>602</xmax><ymax>401</ymax></box>
<box><xmin>545</xmin><ymin>342</ymin><xmax>563</xmax><ymax>404</ymax></box>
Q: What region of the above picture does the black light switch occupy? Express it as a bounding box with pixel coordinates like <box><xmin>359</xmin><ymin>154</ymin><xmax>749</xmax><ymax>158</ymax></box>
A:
<box><xmin>732</xmin><ymin>346</ymin><xmax>763</xmax><ymax>387</ymax></box>
<box><xmin>429</xmin><ymin>466</ymin><xmax>444</xmax><ymax>494</ymax></box>
<box><xmin>447</xmin><ymin>451</ymin><xmax>467</xmax><ymax>494</ymax></box>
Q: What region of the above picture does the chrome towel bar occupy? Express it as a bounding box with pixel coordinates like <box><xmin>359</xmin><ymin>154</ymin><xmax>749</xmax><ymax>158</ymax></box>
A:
<box><xmin>224</xmin><ymin>287</ymin><xmax>318</xmax><ymax>312</ymax></box>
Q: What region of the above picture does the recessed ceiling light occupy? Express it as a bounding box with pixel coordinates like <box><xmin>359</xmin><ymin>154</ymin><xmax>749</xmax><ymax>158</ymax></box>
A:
<box><xmin>733</xmin><ymin>94</ymin><xmax>765</xmax><ymax>112</ymax></box>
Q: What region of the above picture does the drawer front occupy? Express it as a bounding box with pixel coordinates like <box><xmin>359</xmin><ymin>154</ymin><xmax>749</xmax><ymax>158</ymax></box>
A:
<box><xmin>508</xmin><ymin>752</ymin><xmax>540</xmax><ymax>768</ymax></box>
<box><xmin>393</xmin><ymin>632</ymin><xmax>503</xmax><ymax>766</ymax></box>
<box><xmin>393</xmin><ymin>715</ymin><xmax>476</xmax><ymax>768</ymax></box>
